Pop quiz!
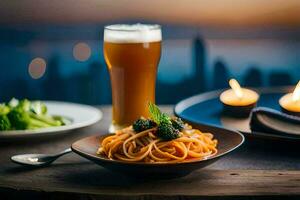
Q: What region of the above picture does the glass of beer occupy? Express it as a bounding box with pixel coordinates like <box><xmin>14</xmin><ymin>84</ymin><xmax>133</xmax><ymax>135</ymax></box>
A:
<box><xmin>103</xmin><ymin>24</ymin><xmax>162</xmax><ymax>132</ymax></box>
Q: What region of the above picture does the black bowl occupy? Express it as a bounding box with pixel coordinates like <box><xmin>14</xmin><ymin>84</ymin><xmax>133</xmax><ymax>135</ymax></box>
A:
<box><xmin>72</xmin><ymin>122</ymin><xmax>244</xmax><ymax>178</ymax></box>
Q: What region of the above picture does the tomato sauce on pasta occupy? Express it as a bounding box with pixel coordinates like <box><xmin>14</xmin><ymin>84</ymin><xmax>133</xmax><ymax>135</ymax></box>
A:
<box><xmin>98</xmin><ymin>123</ymin><xmax>218</xmax><ymax>163</ymax></box>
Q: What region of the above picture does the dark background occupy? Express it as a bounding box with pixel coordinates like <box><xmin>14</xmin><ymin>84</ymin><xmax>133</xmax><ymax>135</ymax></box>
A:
<box><xmin>1</xmin><ymin>0</ymin><xmax>300</xmax><ymax>104</ymax></box>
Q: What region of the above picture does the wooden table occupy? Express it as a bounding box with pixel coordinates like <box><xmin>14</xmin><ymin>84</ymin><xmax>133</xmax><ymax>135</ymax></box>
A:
<box><xmin>0</xmin><ymin>106</ymin><xmax>299</xmax><ymax>200</ymax></box>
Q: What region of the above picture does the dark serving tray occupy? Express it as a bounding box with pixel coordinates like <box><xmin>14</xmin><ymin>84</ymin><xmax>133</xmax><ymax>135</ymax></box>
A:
<box><xmin>175</xmin><ymin>86</ymin><xmax>300</xmax><ymax>142</ymax></box>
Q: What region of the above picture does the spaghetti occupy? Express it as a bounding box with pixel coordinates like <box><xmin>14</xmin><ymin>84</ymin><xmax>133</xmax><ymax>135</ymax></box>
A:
<box><xmin>97</xmin><ymin>123</ymin><xmax>218</xmax><ymax>163</ymax></box>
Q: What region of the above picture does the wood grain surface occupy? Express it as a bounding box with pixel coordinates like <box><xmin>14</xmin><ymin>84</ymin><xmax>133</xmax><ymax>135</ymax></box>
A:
<box><xmin>0</xmin><ymin>106</ymin><xmax>299</xmax><ymax>199</ymax></box>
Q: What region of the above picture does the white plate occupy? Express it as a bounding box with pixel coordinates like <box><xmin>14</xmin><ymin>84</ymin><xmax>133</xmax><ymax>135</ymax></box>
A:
<box><xmin>0</xmin><ymin>101</ymin><xmax>102</xmax><ymax>139</ymax></box>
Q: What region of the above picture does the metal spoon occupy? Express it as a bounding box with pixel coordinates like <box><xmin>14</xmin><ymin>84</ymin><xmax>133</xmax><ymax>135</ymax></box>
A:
<box><xmin>11</xmin><ymin>148</ymin><xmax>72</xmax><ymax>167</ymax></box>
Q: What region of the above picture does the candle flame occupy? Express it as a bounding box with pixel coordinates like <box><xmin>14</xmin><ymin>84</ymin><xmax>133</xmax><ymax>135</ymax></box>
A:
<box><xmin>229</xmin><ymin>79</ymin><xmax>243</xmax><ymax>99</ymax></box>
<box><xmin>292</xmin><ymin>81</ymin><xmax>300</xmax><ymax>102</ymax></box>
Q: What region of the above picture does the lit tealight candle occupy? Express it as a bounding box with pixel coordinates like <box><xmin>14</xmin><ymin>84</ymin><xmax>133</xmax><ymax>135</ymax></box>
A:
<box><xmin>279</xmin><ymin>81</ymin><xmax>300</xmax><ymax>116</ymax></box>
<box><xmin>220</xmin><ymin>79</ymin><xmax>259</xmax><ymax>117</ymax></box>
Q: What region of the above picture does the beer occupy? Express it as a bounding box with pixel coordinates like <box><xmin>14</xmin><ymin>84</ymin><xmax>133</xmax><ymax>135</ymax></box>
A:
<box><xmin>103</xmin><ymin>24</ymin><xmax>162</xmax><ymax>132</ymax></box>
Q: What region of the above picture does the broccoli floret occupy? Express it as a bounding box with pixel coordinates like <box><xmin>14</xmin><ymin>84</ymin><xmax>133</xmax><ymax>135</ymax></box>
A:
<box><xmin>8</xmin><ymin>98</ymin><xmax>19</xmax><ymax>108</ymax></box>
<box><xmin>16</xmin><ymin>99</ymin><xmax>31</xmax><ymax>112</ymax></box>
<box><xmin>133</xmin><ymin>118</ymin><xmax>156</xmax><ymax>132</ymax></box>
<box><xmin>30</xmin><ymin>101</ymin><xmax>47</xmax><ymax>115</ymax></box>
<box><xmin>0</xmin><ymin>115</ymin><xmax>11</xmax><ymax>130</ymax></box>
<box><xmin>8</xmin><ymin>108</ymin><xmax>52</xmax><ymax>130</ymax></box>
<box><xmin>3</xmin><ymin>98</ymin><xmax>66</xmax><ymax>130</ymax></box>
<box><xmin>157</xmin><ymin>122</ymin><xmax>180</xmax><ymax>141</ymax></box>
<box><xmin>171</xmin><ymin>117</ymin><xmax>185</xmax><ymax>131</ymax></box>
<box><xmin>7</xmin><ymin>109</ymin><xmax>28</xmax><ymax>130</ymax></box>
<box><xmin>0</xmin><ymin>104</ymin><xmax>10</xmax><ymax>115</ymax></box>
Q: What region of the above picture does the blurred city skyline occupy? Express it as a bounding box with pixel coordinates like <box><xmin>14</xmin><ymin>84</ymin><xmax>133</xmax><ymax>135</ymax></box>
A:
<box><xmin>0</xmin><ymin>1</ymin><xmax>299</xmax><ymax>104</ymax></box>
<box><xmin>0</xmin><ymin>33</ymin><xmax>298</xmax><ymax>104</ymax></box>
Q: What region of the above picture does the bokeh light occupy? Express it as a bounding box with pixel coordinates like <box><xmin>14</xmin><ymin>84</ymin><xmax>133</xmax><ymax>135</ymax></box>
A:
<box><xmin>28</xmin><ymin>57</ymin><xmax>47</xmax><ymax>79</ymax></box>
<box><xmin>73</xmin><ymin>42</ymin><xmax>91</xmax><ymax>62</ymax></box>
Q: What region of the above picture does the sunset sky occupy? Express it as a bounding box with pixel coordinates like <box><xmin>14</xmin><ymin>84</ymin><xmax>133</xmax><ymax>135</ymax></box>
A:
<box><xmin>0</xmin><ymin>0</ymin><xmax>300</xmax><ymax>28</ymax></box>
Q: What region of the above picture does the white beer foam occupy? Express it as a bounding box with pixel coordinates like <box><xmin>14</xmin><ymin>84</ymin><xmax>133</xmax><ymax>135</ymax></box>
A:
<box><xmin>104</xmin><ymin>24</ymin><xmax>162</xmax><ymax>43</ymax></box>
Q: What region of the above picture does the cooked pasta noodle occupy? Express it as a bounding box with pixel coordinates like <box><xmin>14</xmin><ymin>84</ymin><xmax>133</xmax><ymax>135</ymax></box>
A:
<box><xmin>97</xmin><ymin>124</ymin><xmax>218</xmax><ymax>163</ymax></box>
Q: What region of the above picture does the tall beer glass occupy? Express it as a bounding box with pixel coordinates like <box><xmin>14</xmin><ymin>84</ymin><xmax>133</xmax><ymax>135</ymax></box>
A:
<box><xmin>103</xmin><ymin>24</ymin><xmax>162</xmax><ymax>132</ymax></box>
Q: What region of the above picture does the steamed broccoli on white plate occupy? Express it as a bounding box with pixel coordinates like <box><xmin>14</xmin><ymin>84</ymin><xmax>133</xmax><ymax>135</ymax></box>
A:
<box><xmin>0</xmin><ymin>98</ymin><xmax>68</xmax><ymax>131</ymax></box>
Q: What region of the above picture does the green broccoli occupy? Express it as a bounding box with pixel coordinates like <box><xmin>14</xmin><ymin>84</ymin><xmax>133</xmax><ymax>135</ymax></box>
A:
<box><xmin>133</xmin><ymin>118</ymin><xmax>156</xmax><ymax>132</ymax></box>
<box><xmin>8</xmin><ymin>98</ymin><xmax>19</xmax><ymax>108</ymax></box>
<box><xmin>157</xmin><ymin>122</ymin><xmax>180</xmax><ymax>141</ymax></box>
<box><xmin>0</xmin><ymin>98</ymin><xmax>67</xmax><ymax>131</ymax></box>
<box><xmin>17</xmin><ymin>99</ymin><xmax>31</xmax><ymax>112</ymax></box>
<box><xmin>8</xmin><ymin>108</ymin><xmax>52</xmax><ymax>130</ymax></box>
<box><xmin>7</xmin><ymin>109</ymin><xmax>27</xmax><ymax>130</ymax></box>
<box><xmin>7</xmin><ymin>99</ymin><xmax>50</xmax><ymax>130</ymax></box>
<box><xmin>8</xmin><ymin>98</ymin><xmax>64</xmax><ymax>129</ymax></box>
<box><xmin>0</xmin><ymin>115</ymin><xmax>11</xmax><ymax>130</ymax></box>
<box><xmin>171</xmin><ymin>117</ymin><xmax>185</xmax><ymax>131</ymax></box>
<box><xmin>147</xmin><ymin>102</ymin><xmax>183</xmax><ymax>140</ymax></box>
<box><xmin>0</xmin><ymin>104</ymin><xmax>10</xmax><ymax>115</ymax></box>
<box><xmin>0</xmin><ymin>104</ymin><xmax>12</xmax><ymax>130</ymax></box>
<box><xmin>30</xmin><ymin>101</ymin><xmax>47</xmax><ymax>115</ymax></box>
